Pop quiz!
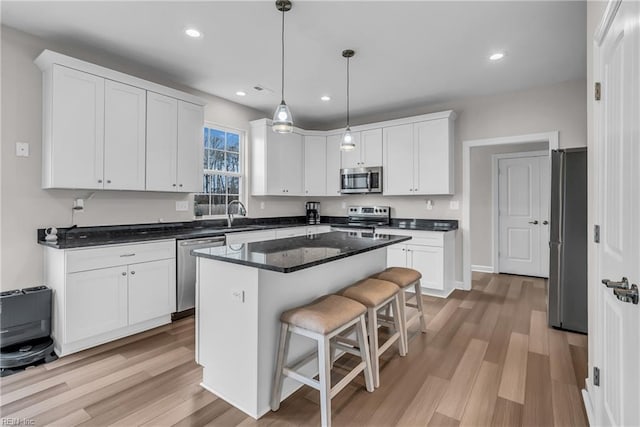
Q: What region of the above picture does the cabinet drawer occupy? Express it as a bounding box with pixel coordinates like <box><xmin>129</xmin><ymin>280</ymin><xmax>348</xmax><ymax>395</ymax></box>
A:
<box><xmin>376</xmin><ymin>228</ymin><xmax>444</xmax><ymax>247</ymax></box>
<box><xmin>67</xmin><ymin>240</ymin><xmax>175</xmax><ymax>273</ymax></box>
<box><xmin>274</xmin><ymin>227</ymin><xmax>307</xmax><ymax>239</ymax></box>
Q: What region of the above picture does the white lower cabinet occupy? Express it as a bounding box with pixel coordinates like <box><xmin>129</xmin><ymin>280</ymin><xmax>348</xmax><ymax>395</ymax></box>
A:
<box><xmin>128</xmin><ymin>259</ymin><xmax>176</xmax><ymax>324</ymax></box>
<box><xmin>66</xmin><ymin>266</ymin><xmax>128</xmax><ymax>343</ymax></box>
<box><xmin>377</xmin><ymin>229</ymin><xmax>456</xmax><ymax>297</ymax></box>
<box><xmin>45</xmin><ymin>240</ymin><xmax>176</xmax><ymax>356</ymax></box>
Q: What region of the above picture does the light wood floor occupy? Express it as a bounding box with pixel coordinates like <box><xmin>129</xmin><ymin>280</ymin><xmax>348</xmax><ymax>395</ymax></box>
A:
<box><xmin>0</xmin><ymin>273</ymin><xmax>588</xmax><ymax>426</ymax></box>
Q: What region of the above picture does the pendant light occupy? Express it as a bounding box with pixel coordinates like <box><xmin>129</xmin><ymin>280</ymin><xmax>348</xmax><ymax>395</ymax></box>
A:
<box><xmin>341</xmin><ymin>49</ymin><xmax>356</xmax><ymax>151</ymax></box>
<box><xmin>272</xmin><ymin>0</ymin><xmax>293</xmax><ymax>133</ymax></box>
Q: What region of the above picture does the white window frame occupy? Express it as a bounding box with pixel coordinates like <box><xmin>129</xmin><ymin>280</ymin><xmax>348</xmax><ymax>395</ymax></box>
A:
<box><xmin>197</xmin><ymin>122</ymin><xmax>247</xmax><ymax>220</ymax></box>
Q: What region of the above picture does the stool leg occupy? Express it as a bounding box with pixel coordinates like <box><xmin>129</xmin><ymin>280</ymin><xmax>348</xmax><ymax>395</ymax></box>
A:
<box><xmin>367</xmin><ymin>307</ymin><xmax>380</xmax><ymax>388</ymax></box>
<box><xmin>414</xmin><ymin>281</ymin><xmax>427</xmax><ymax>333</ymax></box>
<box><xmin>392</xmin><ymin>296</ymin><xmax>407</xmax><ymax>356</ymax></box>
<box><xmin>271</xmin><ymin>323</ymin><xmax>290</xmax><ymax>411</ymax></box>
<box><xmin>398</xmin><ymin>288</ymin><xmax>408</xmax><ymax>352</ymax></box>
<box><xmin>356</xmin><ymin>315</ymin><xmax>375</xmax><ymax>393</ymax></box>
<box><xmin>317</xmin><ymin>335</ymin><xmax>332</xmax><ymax>427</ymax></box>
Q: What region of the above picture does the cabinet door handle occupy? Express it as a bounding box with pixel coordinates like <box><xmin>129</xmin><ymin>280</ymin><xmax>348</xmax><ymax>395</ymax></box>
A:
<box><xmin>179</xmin><ymin>184</ymin><xmax>183</xmax><ymax>187</ymax></box>
<box><xmin>414</xmin><ymin>188</ymin><xmax>418</xmax><ymax>191</ymax></box>
<box><xmin>98</xmin><ymin>179</ymin><xmax>103</xmax><ymax>183</ymax></box>
<box><xmin>130</xmin><ymin>271</ymin><xmax>135</xmax><ymax>275</ymax></box>
<box><xmin>107</xmin><ymin>180</ymin><xmax>111</xmax><ymax>184</ymax></box>
<box><xmin>120</xmin><ymin>253</ymin><xmax>136</xmax><ymax>257</ymax></box>
<box><xmin>172</xmin><ymin>184</ymin><xmax>177</xmax><ymax>187</ymax></box>
<box><xmin>121</xmin><ymin>272</ymin><xmax>127</xmax><ymax>276</ymax></box>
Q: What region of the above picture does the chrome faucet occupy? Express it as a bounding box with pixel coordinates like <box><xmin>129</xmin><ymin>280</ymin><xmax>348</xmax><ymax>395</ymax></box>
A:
<box><xmin>227</xmin><ymin>200</ymin><xmax>247</xmax><ymax>227</ymax></box>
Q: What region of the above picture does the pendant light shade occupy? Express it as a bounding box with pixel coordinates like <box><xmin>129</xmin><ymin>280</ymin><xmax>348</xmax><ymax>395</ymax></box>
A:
<box><xmin>341</xmin><ymin>49</ymin><xmax>356</xmax><ymax>151</ymax></box>
<box><xmin>272</xmin><ymin>0</ymin><xmax>293</xmax><ymax>134</ymax></box>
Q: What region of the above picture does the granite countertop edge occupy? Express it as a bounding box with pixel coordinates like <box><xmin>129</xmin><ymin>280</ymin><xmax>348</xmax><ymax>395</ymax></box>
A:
<box><xmin>192</xmin><ymin>234</ymin><xmax>413</xmax><ymax>273</ymax></box>
<box><xmin>38</xmin><ymin>217</ymin><xmax>458</xmax><ymax>249</ymax></box>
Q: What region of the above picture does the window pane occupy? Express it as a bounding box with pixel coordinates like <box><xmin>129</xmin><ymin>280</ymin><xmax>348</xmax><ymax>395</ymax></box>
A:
<box><xmin>212</xmin><ymin>175</ymin><xmax>226</xmax><ymax>194</ymax></box>
<box><xmin>226</xmin><ymin>152</ymin><xmax>240</xmax><ymax>173</ymax></box>
<box><xmin>227</xmin><ymin>176</ymin><xmax>240</xmax><ymax>194</ymax></box>
<box><xmin>211</xmin><ymin>195</ymin><xmax>227</xmax><ymax>215</ymax></box>
<box><xmin>227</xmin><ymin>195</ymin><xmax>240</xmax><ymax>214</ymax></box>
<box><xmin>226</xmin><ymin>132</ymin><xmax>240</xmax><ymax>152</ymax></box>
<box><xmin>202</xmin><ymin>175</ymin><xmax>212</xmax><ymax>193</ymax></box>
<box><xmin>207</xmin><ymin>129</ymin><xmax>224</xmax><ymax>150</ymax></box>
<box><xmin>194</xmin><ymin>194</ymin><xmax>210</xmax><ymax>217</ymax></box>
<box><xmin>204</xmin><ymin>128</ymin><xmax>209</xmax><ymax>149</ymax></box>
<box><xmin>203</xmin><ymin>148</ymin><xmax>212</xmax><ymax>170</ymax></box>
<box><xmin>211</xmin><ymin>150</ymin><xmax>226</xmax><ymax>171</ymax></box>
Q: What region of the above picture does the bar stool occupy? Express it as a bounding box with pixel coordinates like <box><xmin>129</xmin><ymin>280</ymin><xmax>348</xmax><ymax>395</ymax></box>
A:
<box><xmin>271</xmin><ymin>294</ymin><xmax>374</xmax><ymax>427</ymax></box>
<box><xmin>339</xmin><ymin>278</ymin><xmax>407</xmax><ymax>388</ymax></box>
<box><xmin>371</xmin><ymin>267</ymin><xmax>427</xmax><ymax>351</ymax></box>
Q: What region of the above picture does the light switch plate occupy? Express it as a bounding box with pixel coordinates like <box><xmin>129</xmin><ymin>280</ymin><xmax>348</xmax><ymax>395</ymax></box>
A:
<box><xmin>449</xmin><ymin>200</ymin><xmax>460</xmax><ymax>210</ymax></box>
<box><xmin>175</xmin><ymin>201</ymin><xmax>189</xmax><ymax>211</ymax></box>
<box><xmin>16</xmin><ymin>142</ymin><xmax>29</xmax><ymax>157</ymax></box>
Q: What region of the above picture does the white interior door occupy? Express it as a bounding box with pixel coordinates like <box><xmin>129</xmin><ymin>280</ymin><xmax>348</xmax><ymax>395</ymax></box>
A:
<box><xmin>593</xmin><ymin>2</ymin><xmax>640</xmax><ymax>425</ymax></box>
<box><xmin>498</xmin><ymin>155</ymin><xmax>549</xmax><ymax>277</ymax></box>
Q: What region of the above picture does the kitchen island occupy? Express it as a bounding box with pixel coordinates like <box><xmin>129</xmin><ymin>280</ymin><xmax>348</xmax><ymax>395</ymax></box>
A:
<box><xmin>192</xmin><ymin>231</ymin><xmax>411</xmax><ymax>418</ymax></box>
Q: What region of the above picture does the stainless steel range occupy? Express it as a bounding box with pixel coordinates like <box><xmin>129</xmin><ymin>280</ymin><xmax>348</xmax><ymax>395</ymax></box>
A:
<box><xmin>331</xmin><ymin>205</ymin><xmax>390</xmax><ymax>232</ymax></box>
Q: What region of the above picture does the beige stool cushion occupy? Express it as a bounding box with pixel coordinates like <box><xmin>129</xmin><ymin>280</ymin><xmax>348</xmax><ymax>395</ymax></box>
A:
<box><xmin>340</xmin><ymin>278</ymin><xmax>400</xmax><ymax>308</ymax></box>
<box><xmin>280</xmin><ymin>295</ymin><xmax>366</xmax><ymax>334</ymax></box>
<box><xmin>371</xmin><ymin>267</ymin><xmax>422</xmax><ymax>288</ymax></box>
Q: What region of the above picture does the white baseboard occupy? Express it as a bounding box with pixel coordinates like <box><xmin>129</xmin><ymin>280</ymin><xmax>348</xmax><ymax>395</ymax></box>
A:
<box><xmin>471</xmin><ymin>265</ymin><xmax>494</xmax><ymax>273</ymax></box>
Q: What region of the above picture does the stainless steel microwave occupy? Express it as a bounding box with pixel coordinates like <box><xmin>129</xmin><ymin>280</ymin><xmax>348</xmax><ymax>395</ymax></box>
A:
<box><xmin>340</xmin><ymin>167</ymin><xmax>382</xmax><ymax>194</ymax></box>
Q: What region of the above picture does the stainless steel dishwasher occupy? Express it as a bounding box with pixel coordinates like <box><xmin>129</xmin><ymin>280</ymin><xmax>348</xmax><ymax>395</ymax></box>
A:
<box><xmin>176</xmin><ymin>236</ymin><xmax>226</xmax><ymax>317</ymax></box>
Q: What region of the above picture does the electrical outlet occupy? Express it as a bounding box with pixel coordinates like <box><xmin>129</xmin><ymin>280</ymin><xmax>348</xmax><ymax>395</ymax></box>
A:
<box><xmin>16</xmin><ymin>142</ymin><xmax>29</xmax><ymax>157</ymax></box>
<box><xmin>175</xmin><ymin>201</ymin><xmax>189</xmax><ymax>211</ymax></box>
<box><xmin>426</xmin><ymin>199</ymin><xmax>433</xmax><ymax>210</ymax></box>
<box><xmin>260</xmin><ymin>201</ymin><xmax>265</xmax><ymax>210</ymax></box>
<box><xmin>449</xmin><ymin>200</ymin><xmax>460</xmax><ymax>210</ymax></box>
<box><xmin>231</xmin><ymin>289</ymin><xmax>245</xmax><ymax>303</ymax></box>
<box><xmin>341</xmin><ymin>202</ymin><xmax>346</xmax><ymax>209</ymax></box>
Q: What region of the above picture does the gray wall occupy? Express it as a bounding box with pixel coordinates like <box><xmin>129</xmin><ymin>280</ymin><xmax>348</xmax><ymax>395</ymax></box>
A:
<box><xmin>1</xmin><ymin>24</ymin><xmax>587</xmax><ymax>290</ymax></box>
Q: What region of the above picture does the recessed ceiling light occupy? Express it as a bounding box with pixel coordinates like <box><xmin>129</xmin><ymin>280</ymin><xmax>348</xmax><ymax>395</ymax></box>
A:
<box><xmin>489</xmin><ymin>52</ymin><xmax>505</xmax><ymax>61</ymax></box>
<box><xmin>185</xmin><ymin>28</ymin><xmax>202</xmax><ymax>38</ymax></box>
<box><xmin>236</xmin><ymin>91</ymin><xmax>246</xmax><ymax>97</ymax></box>
<box><xmin>321</xmin><ymin>95</ymin><xmax>331</xmax><ymax>102</ymax></box>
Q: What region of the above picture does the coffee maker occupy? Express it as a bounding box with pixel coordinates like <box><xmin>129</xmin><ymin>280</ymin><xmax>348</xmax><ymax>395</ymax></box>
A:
<box><xmin>306</xmin><ymin>201</ymin><xmax>320</xmax><ymax>225</ymax></box>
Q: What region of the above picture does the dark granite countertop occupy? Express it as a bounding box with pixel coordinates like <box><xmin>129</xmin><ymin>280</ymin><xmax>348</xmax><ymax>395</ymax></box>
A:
<box><xmin>37</xmin><ymin>216</ymin><xmax>456</xmax><ymax>249</ymax></box>
<box><xmin>192</xmin><ymin>231</ymin><xmax>411</xmax><ymax>273</ymax></box>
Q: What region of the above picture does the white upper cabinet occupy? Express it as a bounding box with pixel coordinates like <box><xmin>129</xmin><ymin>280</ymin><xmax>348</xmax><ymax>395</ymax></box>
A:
<box><xmin>146</xmin><ymin>92</ymin><xmax>178</xmax><ymax>191</ymax></box>
<box><xmin>104</xmin><ymin>80</ymin><xmax>146</xmax><ymax>190</ymax></box>
<box><xmin>251</xmin><ymin>120</ymin><xmax>303</xmax><ymax>196</ymax></box>
<box><xmin>339</xmin><ymin>131</ymin><xmax>361</xmax><ymax>169</ymax></box>
<box><xmin>326</xmin><ymin>135</ymin><xmax>342</xmax><ymax>196</ymax></box>
<box><xmin>146</xmin><ymin>94</ymin><xmax>204</xmax><ymax>192</ymax></box>
<box><xmin>383</xmin><ymin>124</ymin><xmax>415</xmax><ymax>195</ymax></box>
<box><xmin>340</xmin><ymin>128</ymin><xmax>382</xmax><ymax>169</ymax></box>
<box><xmin>413</xmin><ymin>118</ymin><xmax>454</xmax><ymax>195</ymax></box>
<box><xmin>35</xmin><ymin>50</ymin><xmax>206</xmax><ymax>192</ymax></box>
<box><xmin>383</xmin><ymin>113</ymin><xmax>455</xmax><ymax>195</ymax></box>
<box><xmin>46</xmin><ymin>65</ymin><xmax>105</xmax><ymax>189</ymax></box>
<box><xmin>304</xmin><ymin>135</ymin><xmax>327</xmax><ymax>196</ymax></box>
<box><xmin>361</xmin><ymin>128</ymin><xmax>383</xmax><ymax>167</ymax></box>
<box><xmin>177</xmin><ymin>101</ymin><xmax>205</xmax><ymax>193</ymax></box>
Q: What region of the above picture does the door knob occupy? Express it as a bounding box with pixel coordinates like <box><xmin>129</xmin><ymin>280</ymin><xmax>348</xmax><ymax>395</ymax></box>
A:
<box><xmin>528</xmin><ymin>220</ymin><xmax>539</xmax><ymax>225</ymax></box>
<box><xmin>543</xmin><ymin>220</ymin><xmax>549</xmax><ymax>225</ymax></box>
<box><xmin>602</xmin><ymin>277</ymin><xmax>629</xmax><ymax>289</ymax></box>
<box><xmin>613</xmin><ymin>284</ymin><xmax>638</xmax><ymax>304</ymax></box>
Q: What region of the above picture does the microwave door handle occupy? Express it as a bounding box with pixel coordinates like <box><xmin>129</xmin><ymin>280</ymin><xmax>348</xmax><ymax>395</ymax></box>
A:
<box><xmin>367</xmin><ymin>171</ymin><xmax>372</xmax><ymax>191</ymax></box>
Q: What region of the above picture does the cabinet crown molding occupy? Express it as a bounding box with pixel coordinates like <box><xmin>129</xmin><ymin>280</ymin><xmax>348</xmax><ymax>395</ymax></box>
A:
<box><xmin>34</xmin><ymin>49</ymin><xmax>206</xmax><ymax>106</ymax></box>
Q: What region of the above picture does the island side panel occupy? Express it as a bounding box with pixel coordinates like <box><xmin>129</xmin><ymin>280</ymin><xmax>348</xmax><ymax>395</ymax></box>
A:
<box><xmin>197</xmin><ymin>257</ymin><xmax>260</xmax><ymax>418</ymax></box>
<box><xmin>256</xmin><ymin>248</ymin><xmax>387</xmax><ymax>418</ymax></box>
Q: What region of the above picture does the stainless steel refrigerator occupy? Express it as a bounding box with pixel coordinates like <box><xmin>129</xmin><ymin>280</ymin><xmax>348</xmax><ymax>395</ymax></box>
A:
<box><xmin>548</xmin><ymin>148</ymin><xmax>588</xmax><ymax>333</ymax></box>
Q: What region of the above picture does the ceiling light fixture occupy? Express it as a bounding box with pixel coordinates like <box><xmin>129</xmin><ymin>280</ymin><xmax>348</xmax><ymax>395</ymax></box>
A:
<box><xmin>236</xmin><ymin>91</ymin><xmax>246</xmax><ymax>96</ymax></box>
<box><xmin>321</xmin><ymin>95</ymin><xmax>331</xmax><ymax>102</ymax></box>
<box><xmin>489</xmin><ymin>52</ymin><xmax>505</xmax><ymax>61</ymax></box>
<box><xmin>185</xmin><ymin>28</ymin><xmax>202</xmax><ymax>38</ymax></box>
<box><xmin>340</xmin><ymin>49</ymin><xmax>356</xmax><ymax>151</ymax></box>
<box><xmin>272</xmin><ymin>0</ymin><xmax>293</xmax><ymax>133</ymax></box>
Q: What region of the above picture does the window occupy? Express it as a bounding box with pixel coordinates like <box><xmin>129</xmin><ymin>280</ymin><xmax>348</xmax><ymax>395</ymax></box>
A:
<box><xmin>195</xmin><ymin>124</ymin><xmax>244</xmax><ymax>217</ymax></box>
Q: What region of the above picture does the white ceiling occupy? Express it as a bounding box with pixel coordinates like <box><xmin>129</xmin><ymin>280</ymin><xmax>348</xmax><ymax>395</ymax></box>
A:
<box><xmin>1</xmin><ymin>1</ymin><xmax>586</xmax><ymax>129</ymax></box>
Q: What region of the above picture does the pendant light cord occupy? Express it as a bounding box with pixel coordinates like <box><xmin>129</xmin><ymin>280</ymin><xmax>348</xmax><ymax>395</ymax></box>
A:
<box><xmin>281</xmin><ymin>6</ymin><xmax>285</xmax><ymax>102</ymax></box>
<box><xmin>346</xmin><ymin>55</ymin><xmax>350</xmax><ymax>127</ymax></box>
